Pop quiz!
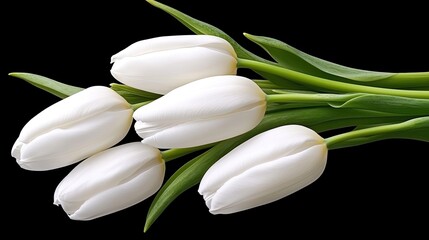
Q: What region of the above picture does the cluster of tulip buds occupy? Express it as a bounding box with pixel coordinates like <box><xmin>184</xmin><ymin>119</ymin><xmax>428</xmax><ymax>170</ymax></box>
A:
<box><xmin>10</xmin><ymin>0</ymin><xmax>429</xmax><ymax>232</ymax></box>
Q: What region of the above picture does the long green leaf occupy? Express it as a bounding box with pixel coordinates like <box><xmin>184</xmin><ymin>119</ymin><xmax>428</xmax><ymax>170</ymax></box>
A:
<box><xmin>268</xmin><ymin>92</ymin><xmax>429</xmax><ymax>115</ymax></box>
<box><xmin>110</xmin><ymin>83</ymin><xmax>161</xmax><ymax>104</ymax></box>
<box><xmin>244</xmin><ymin>33</ymin><xmax>429</xmax><ymax>89</ymax></box>
<box><xmin>328</xmin><ymin>116</ymin><xmax>429</xmax><ymax>149</ymax></box>
<box><xmin>9</xmin><ymin>72</ymin><xmax>83</xmax><ymax>99</ymax></box>
<box><xmin>144</xmin><ymin>106</ymin><xmax>410</xmax><ymax>231</ymax></box>
<box><xmin>331</xmin><ymin>94</ymin><xmax>429</xmax><ymax>115</ymax></box>
<box><xmin>244</xmin><ymin>33</ymin><xmax>395</xmax><ymax>82</ymax></box>
<box><xmin>146</xmin><ymin>0</ymin><xmax>263</xmax><ymax>62</ymax></box>
<box><xmin>328</xmin><ymin>128</ymin><xmax>429</xmax><ymax>150</ymax></box>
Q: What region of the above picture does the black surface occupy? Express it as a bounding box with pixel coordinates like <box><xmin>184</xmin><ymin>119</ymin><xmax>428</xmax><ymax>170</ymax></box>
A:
<box><xmin>3</xmin><ymin>1</ymin><xmax>428</xmax><ymax>238</ymax></box>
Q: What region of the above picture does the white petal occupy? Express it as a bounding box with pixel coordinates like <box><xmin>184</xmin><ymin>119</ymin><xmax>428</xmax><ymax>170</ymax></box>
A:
<box><xmin>69</xmin><ymin>161</ymin><xmax>164</xmax><ymax>220</ymax></box>
<box><xmin>54</xmin><ymin>142</ymin><xmax>165</xmax><ymax>220</ymax></box>
<box><xmin>133</xmin><ymin>75</ymin><xmax>266</xmax><ymax>148</ymax></box>
<box><xmin>207</xmin><ymin>144</ymin><xmax>327</xmax><ymax>214</ymax></box>
<box><xmin>14</xmin><ymin>86</ymin><xmax>130</xmax><ymax>146</ymax></box>
<box><xmin>133</xmin><ymin>75</ymin><xmax>265</xmax><ymax>123</ymax></box>
<box><xmin>111</xmin><ymin>47</ymin><xmax>237</xmax><ymax>94</ymax></box>
<box><xmin>198</xmin><ymin>125</ymin><xmax>324</xmax><ymax>197</ymax></box>
<box><xmin>17</xmin><ymin>109</ymin><xmax>132</xmax><ymax>170</ymax></box>
<box><xmin>140</xmin><ymin>103</ymin><xmax>266</xmax><ymax>148</ymax></box>
<box><xmin>111</xmin><ymin>35</ymin><xmax>236</xmax><ymax>63</ymax></box>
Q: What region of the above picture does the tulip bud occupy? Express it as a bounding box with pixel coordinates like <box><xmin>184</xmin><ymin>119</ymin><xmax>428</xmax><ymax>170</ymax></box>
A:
<box><xmin>110</xmin><ymin>35</ymin><xmax>237</xmax><ymax>94</ymax></box>
<box><xmin>133</xmin><ymin>75</ymin><xmax>267</xmax><ymax>148</ymax></box>
<box><xmin>54</xmin><ymin>142</ymin><xmax>165</xmax><ymax>220</ymax></box>
<box><xmin>11</xmin><ymin>86</ymin><xmax>133</xmax><ymax>171</ymax></box>
<box><xmin>198</xmin><ymin>125</ymin><xmax>327</xmax><ymax>214</ymax></box>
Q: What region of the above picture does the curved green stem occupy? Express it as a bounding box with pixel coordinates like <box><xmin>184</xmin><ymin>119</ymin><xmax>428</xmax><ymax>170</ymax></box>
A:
<box><xmin>266</xmin><ymin>92</ymin><xmax>358</xmax><ymax>104</ymax></box>
<box><xmin>238</xmin><ymin>58</ymin><xmax>429</xmax><ymax>99</ymax></box>
<box><xmin>325</xmin><ymin>116</ymin><xmax>429</xmax><ymax>149</ymax></box>
<box><xmin>379</xmin><ymin>72</ymin><xmax>429</xmax><ymax>89</ymax></box>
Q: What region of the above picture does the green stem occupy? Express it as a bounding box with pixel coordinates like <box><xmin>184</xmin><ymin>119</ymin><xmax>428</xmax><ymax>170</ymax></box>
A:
<box><xmin>325</xmin><ymin>116</ymin><xmax>429</xmax><ymax>149</ymax></box>
<box><xmin>378</xmin><ymin>72</ymin><xmax>429</xmax><ymax>89</ymax></box>
<box><xmin>266</xmin><ymin>92</ymin><xmax>358</xmax><ymax>104</ymax></box>
<box><xmin>161</xmin><ymin>143</ymin><xmax>215</xmax><ymax>162</ymax></box>
<box><xmin>238</xmin><ymin>58</ymin><xmax>429</xmax><ymax>99</ymax></box>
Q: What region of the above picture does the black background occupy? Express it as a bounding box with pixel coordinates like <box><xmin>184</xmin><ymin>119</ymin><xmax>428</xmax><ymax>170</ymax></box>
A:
<box><xmin>3</xmin><ymin>0</ymin><xmax>428</xmax><ymax>238</ymax></box>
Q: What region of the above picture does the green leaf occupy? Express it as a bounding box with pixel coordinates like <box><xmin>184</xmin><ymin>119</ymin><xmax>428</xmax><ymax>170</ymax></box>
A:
<box><xmin>144</xmin><ymin>135</ymin><xmax>248</xmax><ymax>232</ymax></box>
<box><xmin>267</xmin><ymin>91</ymin><xmax>429</xmax><ymax>115</ymax></box>
<box><xmin>328</xmin><ymin>128</ymin><xmax>429</xmax><ymax>149</ymax></box>
<box><xmin>9</xmin><ymin>72</ymin><xmax>83</xmax><ymax>99</ymax></box>
<box><xmin>244</xmin><ymin>33</ymin><xmax>395</xmax><ymax>82</ymax></box>
<box><xmin>378</xmin><ymin>116</ymin><xmax>429</xmax><ymax>141</ymax></box>
<box><xmin>245</xmin><ymin>33</ymin><xmax>429</xmax><ymax>89</ymax></box>
<box><xmin>144</xmin><ymin>106</ymin><xmax>404</xmax><ymax>231</ymax></box>
<box><xmin>110</xmin><ymin>83</ymin><xmax>161</xmax><ymax>104</ymax></box>
<box><xmin>328</xmin><ymin>116</ymin><xmax>429</xmax><ymax>149</ymax></box>
<box><xmin>146</xmin><ymin>0</ymin><xmax>264</xmax><ymax>62</ymax></box>
<box><xmin>331</xmin><ymin>94</ymin><xmax>429</xmax><ymax>115</ymax></box>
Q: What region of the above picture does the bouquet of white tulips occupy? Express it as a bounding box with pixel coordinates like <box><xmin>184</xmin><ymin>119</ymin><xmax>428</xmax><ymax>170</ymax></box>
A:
<box><xmin>10</xmin><ymin>0</ymin><xmax>429</xmax><ymax>233</ymax></box>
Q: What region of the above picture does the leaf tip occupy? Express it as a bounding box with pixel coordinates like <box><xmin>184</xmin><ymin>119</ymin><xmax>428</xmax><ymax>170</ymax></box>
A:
<box><xmin>243</xmin><ymin>32</ymin><xmax>256</xmax><ymax>40</ymax></box>
<box><xmin>143</xmin><ymin>220</ymin><xmax>152</xmax><ymax>233</ymax></box>
<box><xmin>8</xmin><ymin>72</ymin><xmax>19</xmax><ymax>77</ymax></box>
<box><xmin>8</xmin><ymin>72</ymin><xmax>30</xmax><ymax>79</ymax></box>
<box><xmin>146</xmin><ymin>0</ymin><xmax>157</xmax><ymax>6</ymax></box>
<box><xmin>8</xmin><ymin>72</ymin><xmax>39</xmax><ymax>80</ymax></box>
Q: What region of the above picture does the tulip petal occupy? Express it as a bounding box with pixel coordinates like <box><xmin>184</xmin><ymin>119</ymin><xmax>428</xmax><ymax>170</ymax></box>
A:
<box><xmin>69</xmin><ymin>163</ymin><xmax>164</xmax><ymax>220</ymax></box>
<box><xmin>15</xmin><ymin>86</ymin><xmax>130</xmax><ymax>144</ymax></box>
<box><xmin>207</xmin><ymin>144</ymin><xmax>327</xmax><ymax>214</ymax></box>
<box><xmin>111</xmin><ymin>35</ymin><xmax>236</xmax><ymax>63</ymax></box>
<box><xmin>133</xmin><ymin>75</ymin><xmax>265</xmax><ymax>122</ymax></box>
<box><xmin>54</xmin><ymin>142</ymin><xmax>165</xmax><ymax>220</ymax></box>
<box><xmin>54</xmin><ymin>142</ymin><xmax>160</xmax><ymax>202</ymax></box>
<box><xmin>139</xmin><ymin>104</ymin><xmax>266</xmax><ymax>148</ymax></box>
<box><xmin>111</xmin><ymin>47</ymin><xmax>237</xmax><ymax>94</ymax></box>
<box><xmin>12</xmin><ymin>86</ymin><xmax>133</xmax><ymax>171</ymax></box>
<box><xmin>198</xmin><ymin>125</ymin><xmax>325</xmax><ymax>195</ymax></box>
<box><xmin>16</xmin><ymin>109</ymin><xmax>132</xmax><ymax>170</ymax></box>
<box><xmin>198</xmin><ymin>125</ymin><xmax>328</xmax><ymax>214</ymax></box>
<box><xmin>133</xmin><ymin>75</ymin><xmax>266</xmax><ymax>148</ymax></box>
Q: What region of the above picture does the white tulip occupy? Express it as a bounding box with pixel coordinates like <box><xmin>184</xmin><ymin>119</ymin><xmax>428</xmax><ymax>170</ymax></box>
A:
<box><xmin>198</xmin><ymin>125</ymin><xmax>327</xmax><ymax>214</ymax></box>
<box><xmin>133</xmin><ymin>75</ymin><xmax>267</xmax><ymax>148</ymax></box>
<box><xmin>11</xmin><ymin>86</ymin><xmax>133</xmax><ymax>171</ymax></box>
<box><xmin>54</xmin><ymin>142</ymin><xmax>165</xmax><ymax>221</ymax></box>
<box><xmin>110</xmin><ymin>35</ymin><xmax>237</xmax><ymax>94</ymax></box>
